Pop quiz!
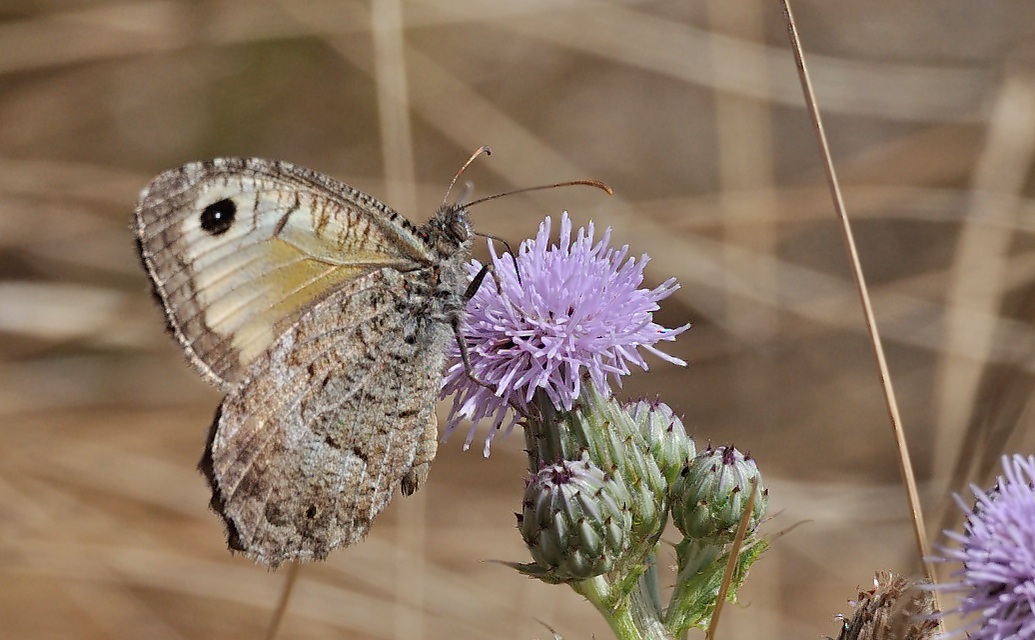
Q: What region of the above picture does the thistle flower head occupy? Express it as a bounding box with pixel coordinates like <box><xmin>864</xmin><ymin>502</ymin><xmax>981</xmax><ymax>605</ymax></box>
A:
<box><xmin>628</xmin><ymin>398</ymin><xmax>695</xmax><ymax>486</ymax></box>
<box><xmin>670</xmin><ymin>445</ymin><xmax>767</xmax><ymax>543</ymax></box>
<box><xmin>516</xmin><ymin>456</ymin><xmax>633</xmax><ymax>582</ymax></box>
<box><xmin>934</xmin><ymin>454</ymin><xmax>1035</xmax><ymax>639</ymax></box>
<box><xmin>441</xmin><ymin>212</ymin><xmax>689</xmax><ymax>455</ymax></box>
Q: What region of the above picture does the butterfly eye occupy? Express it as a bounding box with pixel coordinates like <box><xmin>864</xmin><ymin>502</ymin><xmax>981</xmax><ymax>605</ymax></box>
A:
<box><xmin>200</xmin><ymin>198</ymin><xmax>237</xmax><ymax>235</ymax></box>
<box><xmin>450</xmin><ymin>218</ymin><xmax>469</xmax><ymax>242</ymax></box>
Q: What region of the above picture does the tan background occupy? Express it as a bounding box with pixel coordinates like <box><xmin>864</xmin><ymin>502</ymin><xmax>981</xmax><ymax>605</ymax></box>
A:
<box><xmin>4</xmin><ymin>1</ymin><xmax>1035</xmax><ymax>638</ymax></box>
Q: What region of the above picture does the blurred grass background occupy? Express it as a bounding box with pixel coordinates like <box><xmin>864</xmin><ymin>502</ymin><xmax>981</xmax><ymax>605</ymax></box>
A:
<box><xmin>3</xmin><ymin>1</ymin><xmax>1035</xmax><ymax>638</ymax></box>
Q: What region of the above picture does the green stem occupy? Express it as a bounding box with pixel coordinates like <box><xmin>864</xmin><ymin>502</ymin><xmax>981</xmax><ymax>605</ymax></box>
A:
<box><xmin>664</xmin><ymin>540</ymin><xmax>724</xmax><ymax>635</ymax></box>
<box><xmin>572</xmin><ymin>576</ymin><xmax>674</xmax><ymax>640</ymax></box>
<box><xmin>640</xmin><ymin>551</ymin><xmax>663</xmax><ymax>617</ymax></box>
<box><xmin>663</xmin><ymin>537</ymin><xmax>769</xmax><ymax>637</ymax></box>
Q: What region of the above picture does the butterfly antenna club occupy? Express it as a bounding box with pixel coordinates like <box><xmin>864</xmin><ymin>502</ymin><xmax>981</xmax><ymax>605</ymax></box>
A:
<box><xmin>443</xmin><ymin>145</ymin><xmax>492</xmax><ymax>207</ymax></box>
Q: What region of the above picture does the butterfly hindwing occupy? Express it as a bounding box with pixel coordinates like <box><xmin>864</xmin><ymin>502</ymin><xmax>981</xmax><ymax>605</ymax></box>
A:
<box><xmin>201</xmin><ymin>268</ymin><xmax>448</xmax><ymax>566</ymax></box>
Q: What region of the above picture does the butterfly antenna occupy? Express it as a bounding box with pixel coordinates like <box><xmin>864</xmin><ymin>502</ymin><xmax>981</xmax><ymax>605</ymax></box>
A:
<box><xmin>443</xmin><ymin>145</ymin><xmax>492</xmax><ymax>207</ymax></box>
<box><xmin>467</xmin><ymin>180</ymin><xmax>612</xmax><ymax>285</ymax></box>
<box><xmin>464</xmin><ymin>179</ymin><xmax>613</xmax><ymax>208</ymax></box>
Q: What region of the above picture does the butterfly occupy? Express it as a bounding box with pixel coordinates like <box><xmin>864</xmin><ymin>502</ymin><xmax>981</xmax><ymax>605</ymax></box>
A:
<box><xmin>134</xmin><ymin>156</ymin><xmax>477</xmax><ymax>567</ymax></box>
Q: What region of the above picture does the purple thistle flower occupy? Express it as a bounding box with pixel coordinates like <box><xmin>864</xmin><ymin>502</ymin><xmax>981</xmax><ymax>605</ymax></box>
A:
<box><xmin>440</xmin><ymin>212</ymin><xmax>689</xmax><ymax>455</ymax></box>
<box><xmin>933</xmin><ymin>454</ymin><xmax>1035</xmax><ymax>639</ymax></box>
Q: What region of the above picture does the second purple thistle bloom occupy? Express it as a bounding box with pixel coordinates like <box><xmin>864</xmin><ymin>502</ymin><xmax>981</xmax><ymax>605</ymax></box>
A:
<box><xmin>934</xmin><ymin>454</ymin><xmax>1035</xmax><ymax>640</ymax></box>
<box><xmin>441</xmin><ymin>212</ymin><xmax>690</xmax><ymax>455</ymax></box>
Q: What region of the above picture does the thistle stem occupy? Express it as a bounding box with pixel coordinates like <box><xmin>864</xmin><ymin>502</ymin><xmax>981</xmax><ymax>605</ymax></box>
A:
<box><xmin>572</xmin><ymin>576</ymin><xmax>673</xmax><ymax>640</ymax></box>
<box><xmin>639</xmin><ymin>551</ymin><xmax>663</xmax><ymax>617</ymax></box>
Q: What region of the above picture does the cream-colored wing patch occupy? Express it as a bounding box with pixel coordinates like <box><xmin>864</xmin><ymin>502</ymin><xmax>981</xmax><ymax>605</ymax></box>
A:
<box><xmin>135</xmin><ymin>158</ymin><xmax>430</xmax><ymax>389</ymax></box>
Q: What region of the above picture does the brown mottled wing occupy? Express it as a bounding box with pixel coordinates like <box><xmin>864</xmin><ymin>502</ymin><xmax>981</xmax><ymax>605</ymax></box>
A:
<box><xmin>134</xmin><ymin>158</ymin><xmax>432</xmax><ymax>390</ymax></box>
<box><xmin>200</xmin><ymin>267</ymin><xmax>448</xmax><ymax>567</ymax></box>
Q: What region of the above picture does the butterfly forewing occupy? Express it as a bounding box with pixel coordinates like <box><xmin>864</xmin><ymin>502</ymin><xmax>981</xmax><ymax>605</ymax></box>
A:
<box><xmin>135</xmin><ymin>158</ymin><xmax>432</xmax><ymax>388</ymax></box>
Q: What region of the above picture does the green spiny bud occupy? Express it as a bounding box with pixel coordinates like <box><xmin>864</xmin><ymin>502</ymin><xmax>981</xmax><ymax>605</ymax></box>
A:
<box><xmin>580</xmin><ymin>385</ymin><xmax>668</xmax><ymax>499</ymax></box>
<box><xmin>670</xmin><ymin>445</ymin><xmax>767</xmax><ymax>542</ymax></box>
<box><xmin>517</xmin><ymin>457</ymin><xmax>633</xmax><ymax>581</ymax></box>
<box><xmin>579</xmin><ymin>385</ymin><xmax>669</xmax><ymax>544</ymax></box>
<box><xmin>628</xmin><ymin>399</ymin><xmax>695</xmax><ymax>486</ymax></box>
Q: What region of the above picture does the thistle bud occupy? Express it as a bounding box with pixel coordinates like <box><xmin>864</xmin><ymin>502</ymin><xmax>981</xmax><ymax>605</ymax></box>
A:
<box><xmin>628</xmin><ymin>399</ymin><xmax>695</xmax><ymax>486</ymax></box>
<box><xmin>517</xmin><ymin>457</ymin><xmax>633</xmax><ymax>582</ymax></box>
<box><xmin>670</xmin><ymin>445</ymin><xmax>767</xmax><ymax>542</ymax></box>
<box><xmin>578</xmin><ymin>386</ymin><xmax>668</xmax><ymax>498</ymax></box>
<box><xmin>525</xmin><ymin>383</ymin><xmax>669</xmax><ymax>542</ymax></box>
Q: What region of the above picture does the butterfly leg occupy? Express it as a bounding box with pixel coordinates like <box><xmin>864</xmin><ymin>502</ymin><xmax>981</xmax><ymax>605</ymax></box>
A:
<box><xmin>452</xmin><ymin>311</ymin><xmax>490</xmax><ymax>394</ymax></box>
<box><xmin>462</xmin><ymin>262</ymin><xmax>491</xmax><ymax>301</ymax></box>
<box><xmin>454</xmin><ymin>263</ymin><xmax>528</xmax><ymax>416</ymax></box>
<box><xmin>455</xmin><ymin>263</ymin><xmax>493</xmax><ymax>393</ymax></box>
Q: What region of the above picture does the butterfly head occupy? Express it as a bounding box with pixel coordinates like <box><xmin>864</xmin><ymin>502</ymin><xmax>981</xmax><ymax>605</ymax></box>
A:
<box><xmin>422</xmin><ymin>203</ymin><xmax>473</xmax><ymax>261</ymax></box>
